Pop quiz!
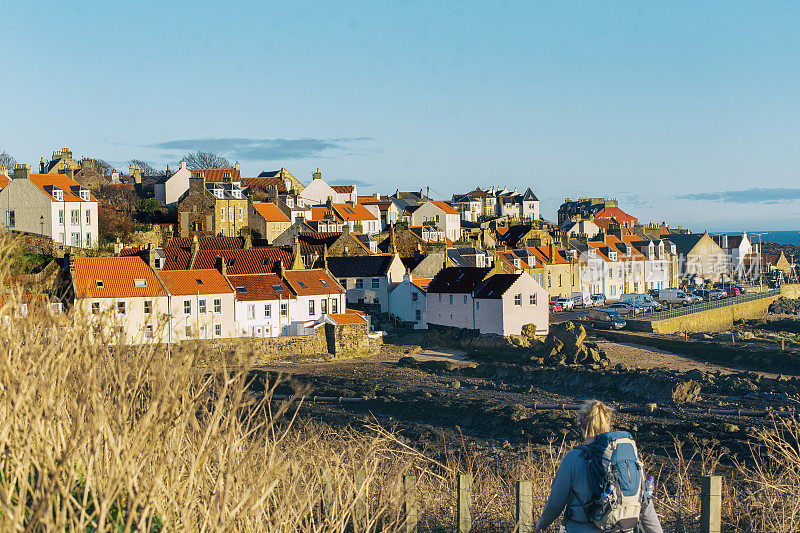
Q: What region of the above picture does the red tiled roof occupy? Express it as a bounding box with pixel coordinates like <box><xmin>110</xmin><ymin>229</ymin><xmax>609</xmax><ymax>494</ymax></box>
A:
<box><xmin>0</xmin><ymin>174</ymin><xmax>9</xmax><ymax>190</ymax></box>
<box><xmin>430</xmin><ymin>200</ymin><xmax>459</xmax><ymax>215</ymax></box>
<box><xmin>332</xmin><ymin>203</ymin><xmax>378</xmax><ymax>222</ymax></box>
<box><xmin>240</xmin><ymin>176</ymin><xmax>287</xmax><ymax>191</ymax></box>
<box><xmin>226</xmin><ymin>274</ymin><xmax>295</xmax><ymax>301</ymax></box>
<box><xmin>252</xmin><ymin>202</ymin><xmax>290</xmax><ymax>223</ymax></box>
<box><xmin>73</xmin><ymin>256</ymin><xmax>166</xmax><ymax>299</ymax></box>
<box><xmin>311</xmin><ymin>206</ymin><xmax>332</xmax><ymax>221</ymax></box>
<box><xmin>159</xmin><ymin>269</ymin><xmax>233</xmax><ymax>296</ymax></box>
<box><xmin>283</xmin><ymin>269</ymin><xmax>344</xmax><ymax>296</ymax></box>
<box><xmin>162</xmin><ymin>237</ymin><xmax>245</xmax><ymax>270</ymax></box>
<box><xmin>331</xmin><ymin>185</ymin><xmax>354</xmax><ymax>193</ymax></box>
<box><xmin>29</xmin><ymin>174</ymin><xmax>95</xmax><ymax>202</ymax></box>
<box><xmin>411</xmin><ymin>277</ymin><xmax>433</xmax><ymax>291</ymax></box>
<box><xmin>327</xmin><ymin>313</ymin><xmax>367</xmax><ymax>325</ymax></box>
<box><xmin>191</xmin><ymin>168</ymin><xmax>241</xmax><ymax>181</ymax></box>
<box><xmin>191</xmin><ymin>248</ymin><xmax>293</xmax><ymax>275</ymax></box>
<box><xmin>595</xmin><ymin>206</ymin><xmax>638</xmax><ymax>226</ymax></box>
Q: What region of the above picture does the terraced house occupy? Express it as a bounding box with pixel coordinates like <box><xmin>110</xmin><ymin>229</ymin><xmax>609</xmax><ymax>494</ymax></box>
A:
<box><xmin>0</xmin><ymin>164</ymin><xmax>98</xmax><ymax>248</ymax></box>
<box><xmin>177</xmin><ymin>174</ymin><xmax>248</xmax><ymax>238</ymax></box>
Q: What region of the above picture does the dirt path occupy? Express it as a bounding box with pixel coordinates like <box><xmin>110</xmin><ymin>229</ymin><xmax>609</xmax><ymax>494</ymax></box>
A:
<box><xmin>598</xmin><ymin>340</ymin><xmax>779</xmax><ymax>378</ymax></box>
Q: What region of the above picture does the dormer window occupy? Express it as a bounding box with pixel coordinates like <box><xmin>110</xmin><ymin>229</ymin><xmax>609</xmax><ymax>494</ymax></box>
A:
<box><xmin>513</xmin><ymin>258</ymin><xmax>521</xmax><ymax>269</ymax></box>
<box><xmin>214</xmin><ymin>190</ymin><xmax>224</xmax><ymax>199</ymax></box>
<box><xmin>287</xmin><ymin>198</ymin><xmax>294</xmax><ymax>207</ymax></box>
<box><xmin>232</xmin><ymin>190</ymin><xmax>242</xmax><ymax>199</ymax></box>
<box><xmin>80</xmin><ymin>190</ymin><xmax>90</xmax><ymax>201</ymax></box>
<box><xmin>96</xmin><ymin>280</ymin><xmax>104</xmax><ymax>289</ymax></box>
<box><xmin>609</xmin><ymin>251</ymin><xmax>617</xmax><ymax>261</ymax></box>
<box><xmin>133</xmin><ymin>279</ymin><xmax>147</xmax><ymax>287</ymax></box>
<box><xmin>49</xmin><ymin>186</ymin><xmax>64</xmax><ymax>201</ymax></box>
<box><xmin>625</xmin><ymin>246</ymin><xmax>632</xmax><ymax>255</ymax></box>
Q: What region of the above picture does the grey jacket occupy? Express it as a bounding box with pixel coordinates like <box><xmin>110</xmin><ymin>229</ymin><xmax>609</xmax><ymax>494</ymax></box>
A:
<box><xmin>536</xmin><ymin>448</ymin><xmax>664</xmax><ymax>533</ymax></box>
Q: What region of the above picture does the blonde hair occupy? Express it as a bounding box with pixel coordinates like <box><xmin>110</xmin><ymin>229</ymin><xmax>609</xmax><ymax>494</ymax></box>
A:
<box><xmin>579</xmin><ymin>400</ymin><xmax>613</xmax><ymax>440</ymax></box>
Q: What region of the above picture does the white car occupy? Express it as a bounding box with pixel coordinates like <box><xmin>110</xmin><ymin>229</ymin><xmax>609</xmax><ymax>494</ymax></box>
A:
<box><xmin>606</xmin><ymin>302</ymin><xmax>642</xmax><ymax>316</ymax></box>
<box><xmin>555</xmin><ymin>296</ymin><xmax>575</xmax><ymax>311</ymax></box>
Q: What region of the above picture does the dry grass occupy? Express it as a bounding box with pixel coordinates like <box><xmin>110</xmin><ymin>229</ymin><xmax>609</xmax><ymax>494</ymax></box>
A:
<box><xmin>1</xmin><ymin>238</ymin><xmax>799</xmax><ymax>531</ymax></box>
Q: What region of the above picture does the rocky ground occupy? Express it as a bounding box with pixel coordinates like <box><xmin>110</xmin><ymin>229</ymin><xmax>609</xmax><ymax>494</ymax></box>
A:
<box><xmin>247</xmin><ymin>317</ymin><xmax>800</xmax><ymax>468</ymax></box>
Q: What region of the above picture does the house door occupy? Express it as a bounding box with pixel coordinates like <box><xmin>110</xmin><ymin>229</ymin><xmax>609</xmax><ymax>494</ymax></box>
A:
<box><xmin>255</xmin><ymin>326</ymin><xmax>263</xmax><ymax>337</ymax></box>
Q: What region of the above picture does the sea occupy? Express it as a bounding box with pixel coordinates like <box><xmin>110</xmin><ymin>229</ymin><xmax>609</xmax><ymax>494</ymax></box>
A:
<box><xmin>726</xmin><ymin>231</ymin><xmax>800</xmax><ymax>246</ymax></box>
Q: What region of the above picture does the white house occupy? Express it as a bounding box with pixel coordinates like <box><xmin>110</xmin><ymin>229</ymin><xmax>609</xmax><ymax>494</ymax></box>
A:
<box><xmin>154</xmin><ymin>159</ymin><xmax>191</xmax><ymax>206</ymax></box>
<box><xmin>326</xmin><ymin>255</ymin><xmax>406</xmax><ymax>314</ymax></box>
<box><xmin>159</xmin><ymin>269</ymin><xmax>238</xmax><ymax>341</ymax></box>
<box><xmin>0</xmin><ymin>165</ymin><xmax>98</xmax><ymax>248</ymax></box>
<box><xmin>228</xmin><ymin>273</ymin><xmax>296</xmax><ymax>337</ymax></box>
<box><xmin>425</xmin><ymin>267</ymin><xmax>490</xmax><ymax>331</ymax></box>
<box><xmin>473</xmin><ymin>272</ymin><xmax>549</xmax><ymax>336</ymax></box>
<box><xmin>581</xmin><ymin>243</ymin><xmax>625</xmax><ymax>299</ymax></box>
<box><xmin>410</xmin><ymin>200</ymin><xmax>462</xmax><ymax>243</ymax></box>
<box><xmin>282</xmin><ymin>269</ymin><xmax>346</xmax><ymax>334</ymax></box>
<box><xmin>298</xmin><ymin>169</ymin><xmax>357</xmax><ymax>205</ymax></box>
<box><xmin>389</xmin><ymin>275</ymin><xmax>432</xmax><ymax>329</ymax></box>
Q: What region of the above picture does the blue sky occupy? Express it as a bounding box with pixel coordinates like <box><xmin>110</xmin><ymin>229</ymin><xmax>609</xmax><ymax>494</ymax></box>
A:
<box><xmin>4</xmin><ymin>1</ymin><xmax>800</xmax><ymax>231</ymax></box>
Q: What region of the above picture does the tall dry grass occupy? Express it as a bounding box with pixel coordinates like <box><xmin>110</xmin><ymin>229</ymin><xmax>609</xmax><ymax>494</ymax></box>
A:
<box><xmin>1</xmin><ymin>238</ymin><xmax>799</xmax><ymax>531</ymax></box>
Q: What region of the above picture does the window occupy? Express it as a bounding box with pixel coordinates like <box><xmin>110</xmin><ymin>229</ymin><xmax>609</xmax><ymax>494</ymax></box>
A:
<box><xmin>215</xmin><ymin>324</ymin><xmax>222</xmax><ymax>337</ymax></box>
<box><xmin>247</xmin><ymin>304</ymin><xmax>255</xmax><ymax>319</ymax></box>
<box><xmin>220</xmin><ymin>209</ymin><xmax>225</xmax><ymax>222</ymax></box>
<box><xmin>272</xmin><ymin>284</ymin><xmax>285</xmax><ymax>292</ymax></box>
<box><xmin>134</xmin><ymin>279</ymin><xmax>147</xmax><ymax>287</ymax></box>
<box><xmin>184</xmin><ymin>300</ymin><xmax>191</xmax><ymax>314</ymax></box>
<box><xmin>339</xmin><ymin>279</ymin><xmax>347</xmax><ymax>287</ymax></box>
<box><xmin>415</xmin><ymin>309</ymin><xmax>421</xmax><ymax>321</ymax></box>
<box><xmin>71</xmin><ymin>209</ymin><xmax>79</xmax><ymax>225</ymax></box>
<box><xmin>96</xmin><ymin>280</ymin><xmax>104</xmax><ymax>289</ymax></box>
<box><xmin>514</xmin><ymin>294</ymin><xmax>522</xmax><ymax>306</ymax></box>
<box><xmin>449</xmin><ymin>295</ymin><xmax>453</xmax><ymax>305</ymax></box>
<box><xmin>372</xmin><ymin>278</ymin><xmax>380</xmax><ymax>289</ymax></box>
<box><xmin>298</xmin><ymin>281</ymin><xmax>307</xmax><ymax>288</ymax></box>
<box><xmin>58</xmin><ymin>210</ymin><xmax>64</xmax><ymax>225</ymax></box>
<box><xmin>309</xmin><ymin>300</ymin><xmax>315</xmax><ymax>315</ymax></box>
<box><xmin>320</xmin><ymin>278</ymin><xmax>329</xmax><ymax>287</ymax></box>
<box><xmin>7</xmin><ymin>210</ymin><xmax>14</xmax><ymax>228</ymax></box>
<box><xmin>85</xmin><ymin>233</ymin><xmax>91</xmax><ymax>247</ymax></box>
<box><xmin>214</xmin><ymin>299</ymin><xmax>221</xmax><ymax>313</ymax></box>
<box><xmin>355</xmin><ymin>278</ymin><xmax>363</xmax><ymax>289</ymax></box>
<box><xmin>265</xmin><ymin>304</ymin><xmax>271</xmax><ymax>317</ymax></box>
<box><xmin>412</xmin><ymin>292</ymin><xmax>419</xmax><ymax>302</ymax></box>
<box><xmin>476</xmin><ymin>301</ymin><xmax>480</xmax><ymax>310</ymax></box>
<box><xmin>236</xmin><ymin>286</ymin><xmax>249</xmax><ymax>294</ymax></box>
<box><xmin>185</xmin><ymin>325</ymin><xmax>192</xmax><ymax>337</ymax></box>
<box><xmin>145</xmin><ymin>325</ymin><xmax>153</xmax><ymax>339</ymax></box>
<box><xmin>463</xmin><ymin>295</ymin><xmax>467</xmax><ymax>304</ymax></box>
<box><xmin>529</xmin><ymin>294</ymin><xmax>537</xmax><ymax>305</ymax></box>
<box><xmin>117</xmin><ymin>301</ymin><xmax>126</xmax><ymax>315</ymax></box>
<box><xmin>199</xmin><ymin>299</ymin><xmax>206</xmax><ymax>313</ymax></box>
<box><xmin>238</xmin><ymin>207</ymin><xmax>243</xmax><ymax>220</ymax></box>
<box><xmin>91</xmin><ymin>302</ymin><xmax>100</xmax><ymax>315</ymax></box>
<box><xmin>280</xmin><ymin>302</ymin><xmax>288</xmax><ymax>316</ymax></box>
<box><xmin>331</xmin><ymin>299</ymin><xmax>338</xmax><ymax>313</ymax></box>
<box><xmin>438</xmin><ymin>294</ymin><xmax>442</xmax><ymax>303</ymax></box>
<box><xmin>86</xmin><ymin>210</ymin><xmax>91</xmax><ymax>225</ymax></box>
<box><xmin>71</xmin><ymin>233</ymin><xmax>80</xmax><ymax>246</ymax></box>
<box><xmin>144</xmin><ymin>300</ymin><xmax>152</xmax><ymax>315</ymax></box>
<box><xmin>321</xmin><ymin>299</ymin><xmax>327</xmax><ymax>314</ymax></box>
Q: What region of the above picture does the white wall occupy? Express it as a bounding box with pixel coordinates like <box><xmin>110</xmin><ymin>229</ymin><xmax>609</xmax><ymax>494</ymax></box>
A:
<box><xmin>426</xmin><ymin>292</ymin><xmax>475</xmax><ymax>330</ymax></box>
<box><xmin>168</xmin><ymin>293</ymin><xmax>237</xmax><ymax>340</ymax></box>
<box><xmin>235</xmin><ymin>298</ymin><xmax>293</xmax><ymax>337</ymax></box>
<box><xmin>389</xmin><ymin>280</ymin><xmax>427</xmax><ymax>328</ymax></box>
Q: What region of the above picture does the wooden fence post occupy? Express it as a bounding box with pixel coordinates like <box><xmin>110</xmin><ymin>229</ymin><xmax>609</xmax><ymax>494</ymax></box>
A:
<box><xmin>322</xmin><ymin>468</ymin><xmax>333</xmax><ymax>520</ymax></box>
<box><xmin>353</xmin><ymin>468</ymin><xmax>367</xmax><ymax>531</ymax></box>
<box><xmin>516</xmin><ymin>480</ymin><xmax>533</xmax><ymax>533</ymax></box>
<box><xmin>403</xmin><ymin>474</ymin><xmax>417</xmax><ymax>533</ymax></box>
<box><xmin>457</xmin><ymin>473</ymin><xmax>472</xmax><ymax>533</ymax></box>
<box><xmin>700</xmin><ymin>475</ymin><xmax>722</xmax><ymax>533</ymax></box>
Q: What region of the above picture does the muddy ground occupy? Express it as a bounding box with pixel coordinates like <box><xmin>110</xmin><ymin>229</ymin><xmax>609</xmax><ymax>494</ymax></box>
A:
<box><xmin>247</xmin><ymin>321</ymin><xmax>800</xmax><ymax>468</ymax></box>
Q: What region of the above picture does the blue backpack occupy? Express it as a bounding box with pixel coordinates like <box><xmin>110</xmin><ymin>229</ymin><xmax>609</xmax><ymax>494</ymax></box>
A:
<box><xmin>578</xmin><ymin>431</ymin><xmax>645</xmax><ymax>532</ymax></box>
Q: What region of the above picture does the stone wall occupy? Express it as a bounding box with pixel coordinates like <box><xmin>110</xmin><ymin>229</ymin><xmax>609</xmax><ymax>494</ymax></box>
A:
<box><xmin>179</xmin><ymin>322</ymin><xmax>382</xmax><ymax>366</ymax></box>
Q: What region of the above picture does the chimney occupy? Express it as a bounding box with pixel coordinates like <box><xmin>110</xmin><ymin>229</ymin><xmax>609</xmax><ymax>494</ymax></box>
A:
<box><xmin>276</xmin><ymin>255</ymin><xmax>285</xmax><ymax>278</ymax></box>
<box><xmin>323</xmin><ymin>243</ymin><xmax>329</xmax><ymax>269</ymax></box>
<box><xmin>722</xmin><ymin>233</ymin><xmax>729</xmax><ymax>249</ymax></box>
<box><xmin>67</xmin><ymin>253</ymin><xmax>75</xmax><ymax>280</ymax></box>
<box><xmin>189</xmin><ymin>174</ymin><xmax>204</xmax><ymax>191</ymax></box>
<box><xmin>148</xmin><ymin>243</ymin><xmax>157</xmax><ymax>270</ymax></box>
<box><xmin>244</xmin><ymin>233</ymin><xmax>252</xmax><ymax>249</ymax></box>
<box><xmin>291</xmin><ymin>237</ymin><xmax>304</xmax><ymax>270</ymax></box>
<box><xmin>549</xmin><ymin>242</ymin><xmax>555</xmax><ymax>262</ymax></box>
<box><xmin>235</xmin><ymin>161</ymin><xmax>240</xmax><ymax>171</ymax></box>
<box><xmin>342</xmin><ymin>223</ymin><xmax>350</xmax><ymax>235</ymax></box>
<box><xmin>13</xmin><ymin>164</ymin><xmax>30</xmax><ymax>181</ymax></box>
<box><xmin>312</xmin><ymin>168</ymin><xmax>322</xmax><ymax>180</ymax></box>
<box><xmin>129</xmin><ymin>164</ymin><xmax>136</xmax><ymax>176</ymax></box>
<box><xmin>214</xmin><ymin>255</ymin><xmax>227</xmax><ymax>277</ymax></box>
<box><xmin>189</xmin><ymin>235</ymin><xmax>200</xmax><ymax>268</ymax></box>
<box><xmin>179</xmin><ymin>159</ymin><xmax>187</xmax><ymax>171</ymax></box>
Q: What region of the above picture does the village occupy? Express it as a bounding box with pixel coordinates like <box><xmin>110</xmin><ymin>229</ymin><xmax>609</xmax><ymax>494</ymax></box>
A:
<box><xmin>0</xmin><ymin>148</ymin><xmax>797</xmax><ymax>349</ymax></box>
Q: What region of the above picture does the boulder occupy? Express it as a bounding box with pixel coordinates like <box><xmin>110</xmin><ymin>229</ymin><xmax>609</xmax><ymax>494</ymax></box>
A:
<box><xmin>670</xmin><ymin>380</ymin><xmax>702</xmax><ymax>405</ymax></box>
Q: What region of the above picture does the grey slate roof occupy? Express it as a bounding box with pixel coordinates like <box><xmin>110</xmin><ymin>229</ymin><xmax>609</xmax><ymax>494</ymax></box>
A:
<box><xmin>472</xmin><ymin>274</ymin><xmax>522</xmax><ymax>299</ymax></box>
<box><xmin>426</xmin><ymin>267</ymin><xmax>490</xmax><ymax>294</ymax></box>
<box><xmin>326</xmin><ymin>255</ymin><xmax>394</xmax><ymax>278</ymax></box>
<box><xmin>661</xmin><ymin>233</ymin><xmax>703</xmax><ymax>256</ymax></box>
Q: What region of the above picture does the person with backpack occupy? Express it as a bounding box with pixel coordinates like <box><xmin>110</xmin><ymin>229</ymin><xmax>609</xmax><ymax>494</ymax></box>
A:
<box><xmin>534</xmin><ymin>400</ymin><xmax>663</xmax><ymax>533</ymax></box>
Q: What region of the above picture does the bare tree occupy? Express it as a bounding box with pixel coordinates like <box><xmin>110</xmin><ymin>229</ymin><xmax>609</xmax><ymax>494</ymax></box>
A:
<box><xmin>93</xmin><ymin>158</ymin><xmax>114</xmax><ymax>175</ymax></box>
<box><xmin>184</xmin><ymin>151</ymin><xmax>231</xmax><ymax>169</ymax></box>
<box><xmin>0</xmin><ymin>151</ymin><xmax>17</xmax><ymax>169</ymax></box>
<box><xmin>127</xmin><ymin>159</ymin><xmax>163</xmax><ymax>177</ymax></box>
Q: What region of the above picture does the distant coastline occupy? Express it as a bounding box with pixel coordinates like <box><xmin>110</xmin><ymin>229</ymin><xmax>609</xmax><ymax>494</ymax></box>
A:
<box><xmin>724</xmin><ymin>231</ymin><xmax>800</xmax><ymax>246</ymax></box>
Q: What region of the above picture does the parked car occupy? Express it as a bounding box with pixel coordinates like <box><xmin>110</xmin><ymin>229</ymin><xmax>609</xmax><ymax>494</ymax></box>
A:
<box><xmin>709</xmin><ymin>288</ymin><xmax>727</xmax><ymax>299</ymax></box>
<box><xmin>586</xmin><ymin>309</ymin><xmax>626</xmax><ymax>330</ymax></box>
<box><xmin>648</xmin><ymin>289</ymin><xmax>660</xmax><ymax>299</ymax></box>
<box><xmin>716</xmin><ymin>282</ymin><xmax>746</xmax><ymax>294</ymax></box>
<box><xmin>571</xmin><ymin>291</ymin><xmax>592</xmax><ymax>308</ymax></box>
<box><xmin>692</xmin><ymin>290</ymin><xmax>712</xmax><ymax>301</ymax></box>
<box><xmin>606</xmin><ymin>302</ymin><xmax>641</xmax><ymax>316</ymax></box>
<box><xmin>591</xmin><ymin>294</ymin><xmax>607</xmax><ymax>307</ymax></box>
<box><xmin>687</xmin><ymin>292</ymin><xmax>704</xmax><ymax>303</ymax></box>
<box><xmin>724</xmin><ymin>287</ymin><xmax>741</xmax><ymax>297</ymax></box>
<box><xmin>549</xmin><ymin>301</ymin><xmax>563</xmax><ymax>313</ymax></box>
<box><xmin>555</xmin><ymin>296</ymin><xmax>575</xmax><ymax>311</ymax></box>
<box><xmin>657</xmin><ymin>288</ymin><xmax>695</xmax><ymax>306</ymax></box>
<box><xmin>622</xmin><ymin>293</ymin><xmax>662</xmax><ymax>310</ymax></box>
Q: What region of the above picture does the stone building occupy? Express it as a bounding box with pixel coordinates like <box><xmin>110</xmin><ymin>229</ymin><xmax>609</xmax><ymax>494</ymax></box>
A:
<box><xmin>177</xmin><ymin>175</ymin><xmax>248</xmax><ymax>238</ymax></box>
